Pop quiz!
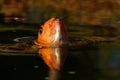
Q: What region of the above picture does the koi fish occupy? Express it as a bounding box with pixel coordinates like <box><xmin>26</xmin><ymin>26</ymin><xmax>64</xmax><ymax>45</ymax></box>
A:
<box><xmin>34</xmin><ymin>17</ymin><xmax>68</xmax><ymax>47</ymax></box>
<box><xmin>34</xmin><ymin>17</ymin><xmax>68</xmax><ymax>70</ymax></box>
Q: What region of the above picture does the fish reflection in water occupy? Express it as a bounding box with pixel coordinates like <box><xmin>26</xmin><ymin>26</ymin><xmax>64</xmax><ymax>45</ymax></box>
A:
<box><xmin>38</xmin><ymin>47</ymin><xmax>67</xmax><ymax>70</ymax></box>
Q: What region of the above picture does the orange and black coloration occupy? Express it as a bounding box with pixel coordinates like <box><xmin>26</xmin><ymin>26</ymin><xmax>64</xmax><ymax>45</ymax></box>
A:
<box><xmin>34</xmin><ymin>17</ymin><xmax>68</xmax><ymax>47</ymax></box>
<box><xmin>34</xmin><ymin>17</ymin><xmax>68</xmax><ymax>70</ymax></box>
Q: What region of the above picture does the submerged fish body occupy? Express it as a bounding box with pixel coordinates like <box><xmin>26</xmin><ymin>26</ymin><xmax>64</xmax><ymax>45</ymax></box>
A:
<box><xmin>34</xmin><ymin>17</ymin><xmax>68</xmax><ymax>47</ymax></box>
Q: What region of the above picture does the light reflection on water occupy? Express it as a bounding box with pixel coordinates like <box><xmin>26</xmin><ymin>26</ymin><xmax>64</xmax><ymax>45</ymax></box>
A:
<box><xmin>1</xmin><ymin>42</ymin><xmax>120</xmax><ymax>80</ymax></box>
<box><xmin>0</xmin><ymin>30</ymin><xmax>120</xmax><ymax>80</ymax></box>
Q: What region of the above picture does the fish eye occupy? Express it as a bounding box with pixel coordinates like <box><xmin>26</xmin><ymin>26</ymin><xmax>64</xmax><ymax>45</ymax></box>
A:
<box><xmin>39</xmin><ymin>29</ymin><xmax>42</xmax><ymax>33</ymax></box>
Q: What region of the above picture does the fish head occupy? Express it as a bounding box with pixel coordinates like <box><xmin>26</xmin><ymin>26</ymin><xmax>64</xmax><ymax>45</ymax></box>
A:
<box><xmin>35</xmin><ymin>17</ymin><xmax>68</xmax><ymax>47</ymax></box>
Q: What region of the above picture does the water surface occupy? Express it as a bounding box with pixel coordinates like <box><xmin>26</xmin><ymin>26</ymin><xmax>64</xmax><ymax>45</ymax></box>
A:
<box><xmin>0</xmin><ymin>25</ymin><xmax>120</xmax><ymax>80</ymax></box>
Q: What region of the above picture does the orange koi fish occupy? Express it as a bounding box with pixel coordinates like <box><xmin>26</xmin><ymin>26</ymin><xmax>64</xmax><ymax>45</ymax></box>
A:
<box><xmin>34</xmin><ymin>17</ymin><xmax>68</xmax><ymax>70</ymax></box>
<box><xmin>34</xmin><ymin>17</ymin><xmax>68</xmax><ymax>47</ymax></box>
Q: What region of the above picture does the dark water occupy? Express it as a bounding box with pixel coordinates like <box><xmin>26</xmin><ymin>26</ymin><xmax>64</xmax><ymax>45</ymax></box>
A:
<box><xmin>0</xmin><ymin>30</ymin><xmax>36</xmax><ymax>44</ymax></box>
<box><xmin>0</xmin><ymin>30</ymin><xmax>120</xmax><ymax>80</ymax></box>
